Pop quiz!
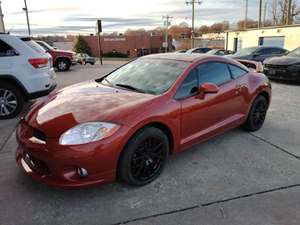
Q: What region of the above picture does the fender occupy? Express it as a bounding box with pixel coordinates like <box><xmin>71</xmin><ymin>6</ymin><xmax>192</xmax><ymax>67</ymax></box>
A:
<box><xmin>0</xmin><ymin>74</ymin><xmax>29</xmax><ymax>97</ymax></box>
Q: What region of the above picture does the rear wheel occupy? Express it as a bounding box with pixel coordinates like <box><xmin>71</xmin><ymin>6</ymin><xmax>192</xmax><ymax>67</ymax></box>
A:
<box><xmin>118</xmin><ymin>127</ymin><xmax>169</xmax><ymax>186</ymax></box>
<box><xmin>243</xmin><ymin>95</ymin><xmax>268</xmax><ymax>132</ymax></box>
<box><xmin>56</xmin><ymin>58</ymin><xmax>70</xmax><ymax>71</ymax></box>
<box><xmin>0</xmin><ymin>82</ymin><xmax>24</xmax><ymax>119</ymax></box>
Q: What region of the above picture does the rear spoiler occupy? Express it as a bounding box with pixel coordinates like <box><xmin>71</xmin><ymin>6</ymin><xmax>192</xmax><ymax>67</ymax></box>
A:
<box><xmin>236</xmin><ymin>59</ymin><xmax>263</xmax><ymax>73</ymax></box>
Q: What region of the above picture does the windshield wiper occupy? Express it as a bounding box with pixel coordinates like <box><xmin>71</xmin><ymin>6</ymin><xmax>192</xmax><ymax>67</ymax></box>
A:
<box><xmin>115</xmin><ymin>83</ymin><xmax>146</xmax><ymax>93</ymax></box>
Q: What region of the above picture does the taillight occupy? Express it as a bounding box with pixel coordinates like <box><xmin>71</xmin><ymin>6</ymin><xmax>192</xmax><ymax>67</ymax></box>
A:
<box><xmin>28</xmin><ymin>58</ymin><xmax>48</xmax><ymax>69</ymax></box>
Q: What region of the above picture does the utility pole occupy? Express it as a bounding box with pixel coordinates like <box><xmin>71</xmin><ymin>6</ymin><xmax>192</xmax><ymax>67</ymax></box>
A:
<box><xmin>287</xmin><ymin>0</ymin><xmax>292</xmax><ymax>24</ymax></box>
<box><xmin>244</xmin><ymin>0</ymin><xmax>248</xmax><ymax>29</ymax></box>
<box><xmin>258</xmin><ymin>0</ymin><xmax>263</xmax><ymax>28</ymax></box>
<box><xmin>162</xmin><ymin>15</ymin><xmax>172</xmax><ymax>52</ymax></box>
<box><xmin>186</xmin><ymin>0</ymin><xmax>203</xmax><ymax>48</ymax></box>
<box><xmin>0</xmin><ymin>1</ymin><xmax>5</xmax><ymax>33</ymax></box>
<box><xmin>23</xmin><ymin>0</ymin><xmax>31</xmax><ymax>35</ymax></box>
<box><xmin>263</xmin><ymin>1</ymin><xmax>268</xmax><ymax>26</ymax></box>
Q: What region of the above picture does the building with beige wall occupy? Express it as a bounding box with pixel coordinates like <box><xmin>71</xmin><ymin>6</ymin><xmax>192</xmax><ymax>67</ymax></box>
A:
<box><xmin>225</xmin><ymin>24</ymin><xmax>300</xmax><ymax>52</ymax></box>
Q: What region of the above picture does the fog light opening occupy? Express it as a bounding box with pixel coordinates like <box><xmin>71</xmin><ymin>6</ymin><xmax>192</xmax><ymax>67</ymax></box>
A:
<box><xmin>77</xmin><ymin>167</ymin><xmax>88</xmax><ymax>178</ymax></box>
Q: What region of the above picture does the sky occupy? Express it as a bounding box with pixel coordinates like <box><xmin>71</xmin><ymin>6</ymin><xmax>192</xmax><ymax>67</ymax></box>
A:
<box><xmin>1</xmin><ymin>0</ymin><xmax>272</xmax><ymax>35</ymax></box>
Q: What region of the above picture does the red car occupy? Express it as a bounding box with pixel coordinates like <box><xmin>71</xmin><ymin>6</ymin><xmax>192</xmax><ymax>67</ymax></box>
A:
<box><xmin>16</xmin><ymin>54</ymin><xmax>271</xmax><ymax>188</ymax></box>
<box><xmin>36</xmin><ymin>41</ymin><xmax>76</xmax><ymax>71</ymax></box>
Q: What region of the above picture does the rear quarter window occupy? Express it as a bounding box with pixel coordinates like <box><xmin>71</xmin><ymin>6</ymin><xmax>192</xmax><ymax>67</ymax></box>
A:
<box><xmin>21</xmin><ymin>38</ymin><xmax>45</xmax><ymax>54</ymax></box>
<box><xmin>0</xmin><ymin>39</ymin><xmax>17</xmax><ymax>57</ymax></box>
<box><xmin>229</xmin><ymin>64</ymin><xmax>248</xmax><ymax>79</ymax></box>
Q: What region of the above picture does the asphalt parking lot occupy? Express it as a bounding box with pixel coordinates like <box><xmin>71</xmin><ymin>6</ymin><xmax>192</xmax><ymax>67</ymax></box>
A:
<box><xmin>0</xmin><ymin>61</ymin><xmax>300</xmax><ymax>225</ymax></box>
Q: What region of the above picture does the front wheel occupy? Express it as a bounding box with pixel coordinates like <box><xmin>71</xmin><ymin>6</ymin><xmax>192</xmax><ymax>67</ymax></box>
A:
<box><xmin>56</xmin><ymin>58</ymin><xmax>70</xmax><ymax>71</ymax></box>
<box><xmin>118</xmin><ymin>127</ymin><xmax>169</xmax><ymax>186</ymax></box>
<box><xmin>243</xmin><ymin>95</ymin><xmax>268</xmax><ymax>132</ymax></box>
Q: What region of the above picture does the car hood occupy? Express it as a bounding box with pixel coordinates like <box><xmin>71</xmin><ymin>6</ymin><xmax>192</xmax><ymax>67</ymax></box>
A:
<box><xmin>25</xmin><ymin>81</ymin><xmax>158</xmax><ymax>137</ymax></box>
<box><xmin>51</xmin><ymin>49</ymin><xmax>75</xmax><ymax>55</ymax></box>
<box><xmin>264</xmin><ymin>56</ymin><xmax>300</xmax><ymax>66</ymax></box>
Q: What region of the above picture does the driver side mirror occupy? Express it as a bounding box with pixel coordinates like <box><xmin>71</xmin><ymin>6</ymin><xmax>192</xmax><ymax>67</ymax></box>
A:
<box><xmin>200</xmin><ymin>83</ymin><xmax>219</xmax><ymax>94</ymax></box>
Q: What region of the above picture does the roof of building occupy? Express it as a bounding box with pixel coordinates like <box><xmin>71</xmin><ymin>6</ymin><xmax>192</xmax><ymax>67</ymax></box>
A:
<box><xmin>226</xmin><ymin>23</ymin><xmax>300</xmax><ymax>33</ymax></box>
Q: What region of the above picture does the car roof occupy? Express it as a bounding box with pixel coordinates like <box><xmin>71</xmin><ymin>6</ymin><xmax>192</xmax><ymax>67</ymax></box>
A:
<box><xmin>249</xmin><ymin>46</ymin><xmax>285</xmax><ymax>50</ymax></box>
<box><xmin>143</xmin><ymin>53</ymin><xmax>231</xmax><ymax>63</ymax></box>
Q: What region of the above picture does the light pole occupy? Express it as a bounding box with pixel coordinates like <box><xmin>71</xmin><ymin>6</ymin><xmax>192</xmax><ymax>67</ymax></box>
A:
<box><xmin>23</xmin><ymin>0</ymin><xmax>31</xmax><ymax>35</ymax></box>
<box><xmin>0</xmin><ymin>1</ymin><xmax>5</xmax><ymax>33</ymax></box>
<box><xmin>244</xmin><ymin>0</ymin><xmax>248</xmax><ymax>29</ymax></box>
<box><xmin>162</xmin><ymin>15</ymin><xmax>172</xmax><ymax>52</ymax></box>
<box><xmin>186</xmin><ymin>0</ymin><xmax>202</xmax><ymax>48</ymax></box>
<box><xmin>258</xmin><ymin>0</ymin><xmax>263</xmax><ymax>28</ymax></box>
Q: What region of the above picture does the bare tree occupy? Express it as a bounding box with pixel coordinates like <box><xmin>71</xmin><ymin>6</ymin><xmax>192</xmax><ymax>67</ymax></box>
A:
<box><xmin>271</xmin><ymin>0</ymin><xmax>300</xmax><ymax>25</ymax></box>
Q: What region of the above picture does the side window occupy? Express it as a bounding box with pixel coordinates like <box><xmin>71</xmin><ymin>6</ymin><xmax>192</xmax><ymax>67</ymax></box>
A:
<box><xmin>270</xmin><ymin>48</ymin><xmax>286</xmax><ymax>54</ymax></box>
<box><xmin>197</xmin><ymin>62</ymin><xmax>232</xmax><ymax>85</ymax></box>
<box><xmin>257</xmin><ymin>48</ymin><xmax>272</xmax><ymax>55</ymax></box>
<box><xmin>0</xmin><ymin>39</ymin><xmax>17</xmax><ymax>57</ymax></box>
<box><xmin>175</xmin><ymin>69</ymin><xmax>198</xmax><ymax>99</ymax></box>
<box><xmin>229</xmin><ymin>64</ymin><xmax>247</xmax><ymax>79</ymax></box>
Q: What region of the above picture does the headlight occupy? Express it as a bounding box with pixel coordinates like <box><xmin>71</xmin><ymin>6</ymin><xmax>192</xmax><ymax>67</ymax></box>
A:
<box><xmin>59</xmin><ymin>122</ymin><xmax>120</xmax><ymax>145</ymax></box>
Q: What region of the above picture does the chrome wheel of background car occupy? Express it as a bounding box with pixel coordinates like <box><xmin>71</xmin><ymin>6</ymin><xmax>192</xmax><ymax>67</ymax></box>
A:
<box><xmin>131</xmin><ymin>137</ymin><xmax>166</xmax><ymax>182</ymax></box>
<box><xmin>58</xmin><ymin>61</ymin><xmax>67</xmax><ymax>71</ymax></box>
<box><xmin>0</xmin><ymin>88</ymin><xmax>18</xmax><ymax>117</ymax></box>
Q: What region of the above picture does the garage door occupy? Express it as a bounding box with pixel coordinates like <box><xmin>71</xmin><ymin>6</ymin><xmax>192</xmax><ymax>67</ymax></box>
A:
<box><xmin>260</xmin><ymin>36</ymin><xmax>285</xmax><ymax>48</ymax></box>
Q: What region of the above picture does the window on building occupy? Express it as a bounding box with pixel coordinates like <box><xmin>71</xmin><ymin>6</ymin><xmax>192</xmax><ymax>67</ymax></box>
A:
<box><xmin>197</xmin><ymin>62</ymin><xmax>232</xmax><ymax>85</ymax></box>
<box><xmin>175</xmin><ymin>69</ymin><xmax>198</xmax><ymax>99</ymax></box>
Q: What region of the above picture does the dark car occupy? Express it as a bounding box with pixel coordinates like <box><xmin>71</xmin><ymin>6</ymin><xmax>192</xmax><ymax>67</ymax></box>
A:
<box><xmin>76</xmin><ymin>53</ymin><xmax>96</xmax><ymax>65</ymax></box>
<box><xmin>229</xmin><ymin>46</ymin><xmax>288</xmax><ymax>62</ymax></box>
<box><xmin>185</xmin><ymin>47</ymin><xmax>212</xmax><ymax>54</ymax></box>
<box><xmin>263</xmin><ymin>47</ymin><xmax>300</xmax><ymax>82</ymax></box>
<box><xmin>206</xmin><ymin>49</ymin><xmax>235</xmax><ymax>56</ymax></box>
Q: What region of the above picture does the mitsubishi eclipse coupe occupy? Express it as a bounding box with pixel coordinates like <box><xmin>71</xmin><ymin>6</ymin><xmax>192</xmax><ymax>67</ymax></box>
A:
<box><xmin>16</xmin><ymin>53</ymin><xmax>271</xmax><ymax>188</ymax></box>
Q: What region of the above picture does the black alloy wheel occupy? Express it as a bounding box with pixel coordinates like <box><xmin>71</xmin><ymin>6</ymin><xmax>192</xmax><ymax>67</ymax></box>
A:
<box><xmin>244</xmin><ymin>95</ymin><xmax>268</xmax><ymax>132</ymax></box>
<box><xmin>118</xmin><ymin>127</ymin><xmax>169</xmax><ymax>186</ymax></box>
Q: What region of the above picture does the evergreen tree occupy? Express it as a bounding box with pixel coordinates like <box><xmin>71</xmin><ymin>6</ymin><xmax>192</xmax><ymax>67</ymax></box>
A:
<box><xmin>73</xmin><ymin>36</ymin><xmax>92</xmax><ymax>55</ymax></box>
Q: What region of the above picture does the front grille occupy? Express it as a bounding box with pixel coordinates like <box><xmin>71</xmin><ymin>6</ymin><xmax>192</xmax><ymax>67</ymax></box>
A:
<box><xmin>264</xmin><ymin>64</ymin><xmax>288</xmax><ymax>69</ymax></box>
<box><xmin>33</xmin><ymin>128</ymin><xmax>46</xmax><ymax>142</ymax></box>
<box><xmin>24</xmin><ymin>153</ymin><xmax>51</xmax><ymax>176</ymax></box>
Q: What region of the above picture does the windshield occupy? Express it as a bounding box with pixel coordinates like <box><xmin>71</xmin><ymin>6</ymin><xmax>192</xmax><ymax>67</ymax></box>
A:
<box><xmin>233</xmin><ymin>47</ymin><xmax>257</xmax><ymax>57</ymax></box>
<box><xmin>38</xmin><ymin>41</ymin><xmax>54</xmax><ymax>51</ymax></box>
<box><xmin>101</xmin><ymin>58</ymin><xmax>189</xmax><ymax>95</ymax></box>
<box><xmin>206</xmin><ymin>49</ymin><xmax>218</xmax><ymax>55</ymax></box>
<box><xmin>288</xmin><ymin>47</ymin><xmax>300</xmax><ymax>57</ymax></box>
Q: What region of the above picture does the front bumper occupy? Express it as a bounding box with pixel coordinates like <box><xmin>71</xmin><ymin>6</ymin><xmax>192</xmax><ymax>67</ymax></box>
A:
<box><xmin>15</xmin><ymin>120</ymin><xmax>127</xmax><ymax>188</ymax></box>
<box><xmin>27</xmin><ymin>81</ymin><xmax>57</xmax><ymax>99</ymax></box>
<box><xmin>264</xmin><ymin>66</ymin><xmax>300</xmax><ymax>81</ymax></box>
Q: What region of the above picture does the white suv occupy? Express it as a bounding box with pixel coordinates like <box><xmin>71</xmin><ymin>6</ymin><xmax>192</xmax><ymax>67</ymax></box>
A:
<box><xmin>0</xmin><ymin>33</ymin><xmax>57</xmax><ymax>119</ymax></box>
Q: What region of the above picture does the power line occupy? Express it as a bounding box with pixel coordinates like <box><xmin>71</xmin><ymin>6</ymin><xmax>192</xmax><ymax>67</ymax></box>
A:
<box><xmin>186</xmin><ymin>0</ymin><xmax>203</xmax><ymax>48</ymax></box>
<box><xmin>162</xmin><ymin>15</ymin><xmax>172</xmax><ymax>52</ymax></box>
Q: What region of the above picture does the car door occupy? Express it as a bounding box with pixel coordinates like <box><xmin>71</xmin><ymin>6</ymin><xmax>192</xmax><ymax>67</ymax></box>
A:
<box><xmin>228</xmin><ymin>64</ymin><xmax>250</xmax><ymax>116</ymax></box>
<box><xmin>177</xmin><ymin>62</ymin><xmax>241</xmax><ymax>148</ymax></box>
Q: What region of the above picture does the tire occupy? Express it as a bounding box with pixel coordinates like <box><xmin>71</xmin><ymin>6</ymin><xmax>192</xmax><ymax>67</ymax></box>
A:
<box><xmin>243</xmin><ymin>95</ymin><xmax>268</xmax><ymax>132</ymax></box>
<box><xmin>56</xmin><ymin>58</ymin><xmax>70</xmax><ymax>71</ymax></box>
<box><xmin>90</xmin><ymin>62</ymin><xmax>95</xmax><ymax>65</ymax></box>
<box><xmin>118</xmin><ymin>127</ymin><xmax>169</xmax><ymax>186</ymax></box>
<box><xmin>0</xmin><ymin>82</ymin><xmax>24</xmax><ymax>119</ymax></box>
